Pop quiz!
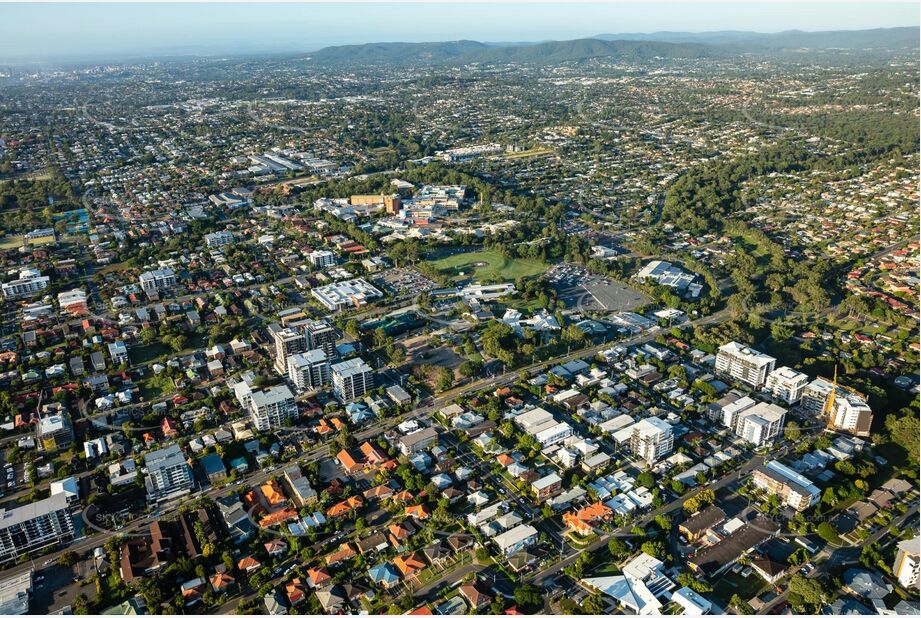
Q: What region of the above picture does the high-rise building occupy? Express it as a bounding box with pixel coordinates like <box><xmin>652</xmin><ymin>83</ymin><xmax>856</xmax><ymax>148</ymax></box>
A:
<box><xmin>894</xmin><ymin>536</ymin><xmax>920</xmax><ymax>590</ymax></box>
<box><xmin>828</xmin><ymin>391</ymin><xmax>874</xmax><ymax>437</ymax></box>
<box><xmin>0</xmin><ymin>493</ymin><xmax>75</xmax><ymax>562</ymax></box>
<box><xmin>144</xmin><ymin>445</ymin><xmax>195</xmax><ymax>503</ymax></box>
<box><xmin>287</xmin><ymin>349</ymin><xmax>330</xmax><ymax>392</ymax></box>
<box><xmin>249</xmin><ymin>384</ymin><xmax>298</xmax><ymax>431</ymax></box>
<box><xmin>801</xmin><ymin>377</ymin><xmax>873</xmax><ymax>436</ymax></box>
<box><xmin>331</xmin><ymin>358</ymin><xmax>374</xmax><ymax>402</ymax></box>
<box><xmin>765</xmin><ymin>366</ymin><xmax>809</xmax><ymax>404</ymax></box>
<box><xmin>752</xmin><ymin>461</ymin><xmax>820</xmax><ymax>511</ymax></box>
<box><xmin>307</xmin><ymin>250</ymin><xmax>337</xmax><ymax>269</ymax></box>
<box><xmin>715</xmin><ymin>342</ymin><xmax>776</xmax><ymax>388</ymax></box>
<box><xmin>303</xmin><ymin>319</ymin><xmax>337</xmax><ymax>358</ymax></box>
<box><xmin>272</xmin><ymin>326</ymin><xmax>307</xmax><ymax>375</ymax></box>
<box><xmin>629</xmin><ymin>417</ymin><xmax>674</xmax><ymax>464</ymax></box>
<box><xmin>734</xmin><ymin>402</ymin><xmax>786</xmax><ymax>447</ymax></box>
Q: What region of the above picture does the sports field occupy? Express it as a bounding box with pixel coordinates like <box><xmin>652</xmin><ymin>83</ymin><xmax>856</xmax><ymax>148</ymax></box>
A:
<box><xmin>430</xmin><ymin>249</ymin><xmax>546</xmax><ymax>282</ymax></box>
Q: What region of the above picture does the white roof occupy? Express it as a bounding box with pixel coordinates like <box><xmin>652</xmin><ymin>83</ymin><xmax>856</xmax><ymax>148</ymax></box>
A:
<box><xmin>493</xmin><ymin>524</ymin><xmax>538</xmax><ymax>551</ymax></box>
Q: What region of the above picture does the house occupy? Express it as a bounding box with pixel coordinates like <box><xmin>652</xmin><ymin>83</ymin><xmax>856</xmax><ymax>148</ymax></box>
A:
<box><xmin>285</xmin><ymin>578</ymin><xmax>308</xmax><ymax>605</ymax></box>
<box><xmin>369</xmin><ymin>562</ymin><xmax>401</xmax><ymax>589</ymax></box>
<box><xmin>200</xmin><ymin>453</ymin><xmax>227</xmax><ymax>483</ymax></box>
<box><xmin>264</xmin><ymin>539</ymin><xmax>288</xmax><ymax>557</ymax></box>
<box><xmin>563</xmin><ymin>502</ymin><xmax>613</xmax><ymax>536</ymax></box>
<box><xmin>751</xmin><ymin>557</ymin><xmax>787</xmax><ymax>584</ymax></box>
<box><xmin>307</xmin><ymin>567</ymin><xmax>331</xmax><ymax>588</ymax></box>
<box><xmin>238</xmin><ymin>555</ymin><xmax>261</xmax><ymax>573</ymax></box>
<box><xmin>493</xmin><ymin>524</ymin><xmax>538</xmax><ymax>557</ymax></box>
<box><xmin>393</xmin><ymin>552</ymin><xmax>426</xmax><ymax>577</ymax></box>
<box><xmin>459</xmin><ymin>583</ymin><xmax>492</xmax><ymax>611</ymax></box>
<box><xmin>210</xmin><ymin>566</ymin><xmax>236</xmax><ymax>594</ymax></box>
<box><xmin>422</xmin><ymin>541</ymin><xmax>451</xmax><ymax>566</ymax></box>
<box><xmin>315</xmin><ymin>584</ymin><xmax>347</xmax><ymax>614</ymax></box>
<box><xmin>263</xmin><ymin>590</ymin><xmax>288</xmax><ymax>615</ymax></box>
<box><xmin>179</xmin><ymin>578</ymin><xmax>206</xmax><ymax>605</ymax></box>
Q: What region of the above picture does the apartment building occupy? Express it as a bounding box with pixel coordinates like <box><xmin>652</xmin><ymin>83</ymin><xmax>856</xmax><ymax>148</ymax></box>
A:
<box><xmin>1</xmin><ymin>268</ymin><xmax>49</xmax><ymax>300</ymax></box>
<box><xmin>57</xmin><ymin>288</ymin><xmax>89</xmax><ymax>316</ymax></box>
<box><xmin>249</xmin><ymin>384</ymin><xmax>298</xmax><ymax>431</ymax></box>
<box><xmin>272</xmin><ymin>326</ymin><xmax>307</xmax><ymax>375</ymax></box>
<box><xmin>801</xmin><ymin>377</ymin><xmax>836</xmax><ymax>415</ymax></box>
<box><xmin>307</xmin><ymin>249</ymin><xmax>337</xmax><ymax>269</ymax></box>
<box><xmin>287</xmin><ymin>349</ymin><xmax>330</xmax><ymax>392</ymax></box>
<box><xmin>715</xmin><ymin>341</ymin><xmax>776</xmax><ymax>388</ymax></box>
<box><xmin>894</xmin><ymin>536</ymin><xmax>920</xmax><ymax>590</ymax></box>
<box><xmin>204</xmin><ymin>230</ymin><xmax>234</xmax><ymax>248</ymax></box>
<box><xmin>331</xmin><ymin>358</ymin><xmax>374</xmax><ymax>402</ymax></box>
<box><xmin>303</xmin><ymin>318</ymin><xmax>337</xmax><ymax>358</ymax></box>
<box><xmin>630</xmin><ymin>417</ymin><xmax>674</xmax><ymax>465</ymax></box>
<box><xmin>752</xmin><ymin>460</ymin><xmax>820</xmax><ymax>511</ymax></box>
<box><xmin>0</xmin><ymin>493</ymin><xmax>75</xmax><ymax>562</ymax></box>
<box><xmin>36</xmin><ymin>414</ymin><xmax>74</xmax><ymax>452</ymax></box>
<box><xmin>765</xmin><ymin>366</ymin><xmax>809</xmax><ymax>404</ymax></box>
<box><xmin>727</xmin><ymin>401</ymin><xmax>786</xmax><ymax>447</ymax></box>
<box><xmin>828</xmin><ymin>390</ymin><xmax>874</xmax><ymax>437</ymax></box>
<box><xmin>513</xmin><ymin>407</ymin><xmax>573</xmax><ymax>447</ymax></box>
<box><xmin>144</xmin><ymin>445</ymin><xmax>195</xmax><ymax>503</ymax></box>
<box><xmin>138</xmin><ymin>267</ymin><xmax>176</xmax><ymax>294</ymax></box>
<box><xmin>397</xmin><ymin>427</ymin><xmax>438</xmax><ymax>456</ymax></box>
<box><xmin>801</xmin><ymin>377</ymin><xmax>873</xmax><ymax>436</ymax></box>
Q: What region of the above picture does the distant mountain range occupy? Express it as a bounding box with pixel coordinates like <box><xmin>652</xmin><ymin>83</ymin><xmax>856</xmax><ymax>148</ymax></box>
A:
<box><xmin>306</xmin><ymin>26</ymin><xmax>918</xmax><ymax>67</ymax></box>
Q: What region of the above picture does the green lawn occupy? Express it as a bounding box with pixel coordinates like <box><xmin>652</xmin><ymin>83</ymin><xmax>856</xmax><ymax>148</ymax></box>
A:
<box><xmin>713</xmin><ymin>570</ymin><xmax>769</xmax><ymax>602</ymax></box>
<box><xmin>429</xmin><ymin>250</ymin><xmax>546</xmax><ymax>283</ymax></box>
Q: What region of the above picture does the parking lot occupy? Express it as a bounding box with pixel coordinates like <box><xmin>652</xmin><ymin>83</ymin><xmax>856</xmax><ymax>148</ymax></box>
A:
<box><xmin>545</xmin><ymin>264</ymin><xmax>651</xmax><ymax>313</ymax></box>
<box><xmin>374</xmin><ymin>267</ymin><xmax>438</xmax><ymax>297</ymax></box>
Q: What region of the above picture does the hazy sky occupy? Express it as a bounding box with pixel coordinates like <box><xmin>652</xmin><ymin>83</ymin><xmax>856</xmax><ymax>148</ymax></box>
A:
<box><xmin>1</xmin><ymin>2</ymin><xmax>918</xmax><ymax>62</ymax></box>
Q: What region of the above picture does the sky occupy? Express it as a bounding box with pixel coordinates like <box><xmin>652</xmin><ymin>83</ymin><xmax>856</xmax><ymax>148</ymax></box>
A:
<box><xmin>0</xmin><ymin>1</ymin><xmax>918</xmax><ymax>63</ymax></box>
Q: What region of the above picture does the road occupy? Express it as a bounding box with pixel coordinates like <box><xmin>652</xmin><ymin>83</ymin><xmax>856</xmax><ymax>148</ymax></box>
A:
<box><xmin>758</xmin><ymin>502</ymin><xmax>920</xmax><ymax>614</ymax></box>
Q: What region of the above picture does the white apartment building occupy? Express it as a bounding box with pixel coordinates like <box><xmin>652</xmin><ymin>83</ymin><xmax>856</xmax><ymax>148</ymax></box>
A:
<box><xmin>138</xmin><ymin>267</ymin><xmax>176</xmax><ymax>294</ymax></box>
<box><xmin>287</xmin><ymin>349</ymin><xmax>330</xmax><ymax>392</ymax></box>
<box><xmin>311</xmin><ymin>278</ymin><xmax>382</xmax><ymax>312</ymax></box>
<box><xmin>765</xmin><ymin>366</ymin><xmax>809</xmax><ymax>404</ymax></box>
<box><xmin>249</xmin><ymin>384</ymin><xmax>298</xmax><ymax>431</ymax></box>
<box><xmin>630</xmin><ymin>417</ymin><xmax>674</xmax><ymax>464</ymax></box>
<box><xmin>895</xmin><ymin>536</ymin><xmax>920</xmax><ymax>590</ymax></box>
<box><xmin>331</xmin><ymin>358</ymin><xmax>374</xmax><ymax>402</ymax></box>
<box><xmin>307</xmin><ymin>249</ymin><xmax>337</xmax><ymax>268</ymax></box>
<box><xmin>144</xmin><ymin>444</ymin><xmax>195</xmax><ymax>503</ymax></box>
<box><xmin>204</xmin><ymin>230</ymin><xmax>235</xmax><ymax>248</ymax></box>
<box><xmin>716</xmin><ymin>341</ymin><xmax>776</xmax><ymax>388</ymax></box>
<box><xmin>0</xmin><ymin>493</ymin><xmax>75</xmax><ymax>562</ymax></box>
<box><xmin>1</xmin><ymin>268</ymin><xmax>49</xmax><ymax>300</ymax></box>
<box><xmin>736</xmin><ymin>402</ymin><xmax>786</xmax><ymax>447</ymax></box>
<box><xmin>513</xmin><ymin>407</ymin><xmax>573</xmax><ymax>446</ymax></box>
<box><xmin>828</xmin><ymin>391</ymin><xmax>874</xmax><ymax>437</ymax></box>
